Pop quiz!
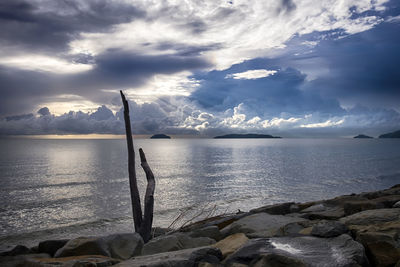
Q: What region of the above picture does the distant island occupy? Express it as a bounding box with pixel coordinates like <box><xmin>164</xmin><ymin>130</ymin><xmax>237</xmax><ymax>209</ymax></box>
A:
<box><xmin>150</xmin><ymin>134</ymin><xmax>171</xmax><ymax>139</ymax></box>
<box><xmin>379</xmin><ymin>130</ymin><xmax>400</xmax><ymax>138</ymax></box>
<box><xmin>214</xmin><ymin>133</ymin><xmax>281</xmax><ymax>139</ymax></box>
<box><xmin>353</xmin><ymin>134</ymin><xmax>373</xmax><ymax>139</ymax></box>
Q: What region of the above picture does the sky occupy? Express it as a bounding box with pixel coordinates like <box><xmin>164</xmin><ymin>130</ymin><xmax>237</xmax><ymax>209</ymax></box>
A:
<box><xmin>0</xmin><ymin>0</ymin><xmax>399</xmax><ymax>137</ymax></box>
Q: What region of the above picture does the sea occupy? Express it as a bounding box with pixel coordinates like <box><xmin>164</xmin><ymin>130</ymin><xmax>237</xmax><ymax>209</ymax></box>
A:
<box><xmin>0</xmin><ymin>137</ymin><xmax>400</xmax><ymax>250</ymax></box>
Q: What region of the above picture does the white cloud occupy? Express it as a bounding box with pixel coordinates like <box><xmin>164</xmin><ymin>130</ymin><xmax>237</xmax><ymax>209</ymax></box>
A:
<box><xmin>300</xmin><ymin>119</ymin><xmax>345</xmax><ymax>128</ymax></box>
<box><xmin>226</xmin><ymin>69</ymin><xmax>277</xmax><ymax>80</ymax></box>
<box><xmin>0</xmin><ymin>54</ymin><xmax>92</xmax><ymax>74</ymax></box>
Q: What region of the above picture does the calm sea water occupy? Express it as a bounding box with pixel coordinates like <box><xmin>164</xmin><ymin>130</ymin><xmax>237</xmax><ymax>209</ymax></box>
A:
<box><xmin>1</xmin><ymin>138</ymin><xmax>400</xmax><ymax>250</ymax></box>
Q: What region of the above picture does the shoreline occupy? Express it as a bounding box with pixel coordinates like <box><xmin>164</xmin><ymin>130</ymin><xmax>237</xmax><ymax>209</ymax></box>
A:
<box><xmin>1</xmin><ymin>184</ymin><xmax>400</xmax><ymax>266</ymax></box>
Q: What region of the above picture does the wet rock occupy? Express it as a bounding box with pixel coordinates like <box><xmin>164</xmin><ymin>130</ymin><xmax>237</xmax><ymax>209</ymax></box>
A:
<box><xmin>220</xmin><ymin>213</ymin><xmax>308</xmax><ymax>238</ymax></box>
<box><xmin>102</xmin><ymin>233</ymin><xmax>143</xmax><ymax>260</ymax></box>
<box><xmin>311</xmin><ymin>220</ymin><xmax>348</xmax><ymax>237</ymax></box>
<box><xmin>33</xmin><ymin>254</ymin><xmax>120</xmax><ymax>266</ymax></box>
<box><xmin>55</xmin><ymin>236</ymin><xmax>110</xmax><ymax>258</ymax></box>
<box><xmin>340</xmin><ymin>208</ymin><xmax>400</xmax><ymax>226</ymax></box>
<box><xmin>250</xmin><ymin>202</ymin><xmax>295</xmax><ymax>215</ymax></box>
<box><xmin>212</xmin><ymin>233</ymin><xmax>249</xmax><ymax>258</ymax></box>
<box><xmin>116</xmin><ymin>246</ymin><xmax>222</xmax><ymax>267</ymax></box>
<box><xmin>142</xmin><ymin>233</ymin><xmax>215</xmax><ymax>256</ymax></box>
<box><xmin>225</xmin><ymin>234</ymin><xmax>368</xmax><ymax>266</ymax></box>
<box><xmin>356</xmin><ymin>231</ymin><xmax>400</xmax><ymax>267</ymax></box>
<box><xmin>394</xmin><ymin>201</ymin><xmax>400</xmax><ymax>208</ymax></box>
<box><xmin>38</xmin><ymin>239</ymin><xmax>69</xmax><ymax>257</ymax></box>
<box><xmin>0</xmin><ymin>245</ymin><xmax>31</xmax><ymax>256</ymax></box>
<box><xmin>189</xmin><ymin>226</ymin><xmax>222</xmax><ymax>241</ymax></box>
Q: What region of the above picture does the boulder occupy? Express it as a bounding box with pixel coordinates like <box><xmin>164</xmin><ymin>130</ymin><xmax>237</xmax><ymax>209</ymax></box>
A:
<box><xmin>225</xmin><ymin>234</ymin><xmax>368</xmax><ymax>266</ymax></box>
<box><xmin>212</xmin><ymin>233</ymin><xmax>249</xmax><ymax>258</ymax></box>
<box><xmin>340</xmin><ymin>208</ymin><xmax>400</xmax><ymax>226</ymax></box>
<box><xmin>394</xmin><ymin>201</ymin><xmax>400</xmax><ymax>208</ymax></box>
<box><xmin>253</xmin><ymin>254</ymin><xmax>307</xmax><ymax>267</ymax></box>
<box><xmin>343</xmin><ymin>200</ymin><xmax>384</xmax><ymax>216</ymax></box>
<box><xmin>347</xmin><ymin>220</ymin><xmax>400</xmax><ymax>267</ymax></box>
<box><xmin>301</xmin><ymin>206</ymin><xmax>345</xmax><ymax>220</ymax></box>
<box><xmin>356</xmin><ymin>231</ymin><xmax>400</xmax><ymax>267</ymax></box>
<box><xmin>142</xmin><ymin>233</ymin><xmax>215</xmax><ymax>256</ymax></box>
<box><xmin>54</xmin><ymin>233</ymin><xmax>143</xmax><ymax>260</ymax></box>
<box><xmin>101</xmin><ymin>233</ymin><xmax>143</xmax><ymax>260</ymax></box>
<box><xmin>38</xmin><ymin>239</ymin><xmax>69</xmax><ymax>257</ymax></box>
<box><xmin>0</xmin><ymin>253</ymin><xmax>50</xmax><ymax>267</ymax></box>
<box><xmin>220</xmin><ymin>213</ymin><xmax>308</xmax><ymax>238</ymax></box>
<box><xmin>0</xmin><ymin>245</ymin><xmax>31</xmax><ymax>256</ymax></box>
<box><xmin>54</xmin><ymin>236</ymin><xmax>110</xmax><ymax>258</ymax></box>
<box><xmin>301</xmin><ymin>203</ymin><xmax>326</xmax><ymax>213</ymax></box>
<box><xmin>311</xmin><ymin>220</ymin><xmax>348</xmax><ymax>237</ymax></box>
<box><xmin>189</xmin><ymin>226</ymin><xmax>222</xmax><ymax>241</ymax></box>
<box><xmin>32</xmin><ymin>254</ymin><xmax>120</xmax><ymax>266</ymax></box>
<box><xmin>250</xmin><ymin>202</ymin><xmax>295</xmax><ymax>215</ymax></box>
<box><xmin>116</xmin><ymin>246</ymin><xmax>222</xmax><ymax>267</ymax></box>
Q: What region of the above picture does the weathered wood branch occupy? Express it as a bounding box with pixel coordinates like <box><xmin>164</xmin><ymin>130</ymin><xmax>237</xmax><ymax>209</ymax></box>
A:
<box><xmin>120</xmin><ymin>90</ymin><xmax>156</xmax><ymax>243</ymax></box>
<box><xmin>120</xmin><ymin>90</ymin><xmax>143</xmax><ymax>232</ymax></box>
<box><xmin>138</xmin><ymin>148</ymin><xmax>156</xmax><ymax>243</ymax></box>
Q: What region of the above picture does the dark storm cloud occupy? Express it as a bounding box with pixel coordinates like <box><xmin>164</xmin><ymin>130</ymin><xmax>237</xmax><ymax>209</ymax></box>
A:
<box><xmin>0</xmin><ymin>49</ymin><xmax>210</xmax><ymax>116</ymax></box>
<box><xmin>0</xmin><ymin>0</ymin><xmax>145</xmax><ymax>53</ymax></box>
<box><xmin>302</xmin><ymin>21</ymin><xmax>400</xmax><ymax>108</ymax></box>
<box><xmin>190</xmin><ymin>58</ymin><xmax>345</xmax><ymax>118</ymax></box>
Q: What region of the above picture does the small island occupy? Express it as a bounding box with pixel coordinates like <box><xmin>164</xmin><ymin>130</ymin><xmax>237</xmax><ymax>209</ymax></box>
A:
<box><xmin>353</xmin><ymin>134</ymin><xmax>373</xmax><ymax>139</ymax></box>
<box><xmin>150</xmin><ymin>134</ymin><xmax>171</xmax><ymax>139</ymax></box>
<box><xmin>379</xmin><ymin>130</ymin><xmax>400</xmax><ymax>138</ymax></box>
<box><xmin>214</xmin><ymin>133</ymin><xmax>281</xmax><ymax>139</ymax></box>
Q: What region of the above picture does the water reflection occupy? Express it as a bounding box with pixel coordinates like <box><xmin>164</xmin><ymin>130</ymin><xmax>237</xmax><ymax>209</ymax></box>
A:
<box><xmin>0</xmin><ymin>138</ymin><xmax>400</xmax><ymax>248</ymax></box>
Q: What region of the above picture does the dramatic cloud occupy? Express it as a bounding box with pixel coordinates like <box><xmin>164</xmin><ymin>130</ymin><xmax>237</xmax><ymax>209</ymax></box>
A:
<box><xmin>0</xmin><ymin>0</ymin><xmax>399</xmax><ymax>136</ymax></box>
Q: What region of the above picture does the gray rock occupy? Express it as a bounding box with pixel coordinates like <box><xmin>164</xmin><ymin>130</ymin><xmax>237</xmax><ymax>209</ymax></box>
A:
<box><xmin>340</xmin><ymin>208</ymin><xmax>400</xmax><ymax>226</ymax></box>
<box><xmin>101</xmin><ymin>233</ymin><xmax>143</xmax><ymax>260</ymax></box>
<box><xmin>301</xmin><ymin>203</ymin><xmax>326</xmax><ymax>213</ymax></box>
<box><xmin>38</xmin><ymin>239</ymin><xmax>69</xmax><ymax>257</ymax></box>
<box><xmin>0</xmin><ymin>245</ymin><xmax>31</xmax><ymax>256</ymax></box>
<box><xmin>311</xmin><ymin>220</ymin><xmax>348</xmax><ymax>237</ymax></box>
<box><xmin>142</xmin><ymin>233</ymin><xmax>215</xmax><ymax>256</ymax></box>
<box><xmin>301</xmin><ymin>206</ymin><xmax>345</xmax><ymax>220</ymax></box>
<box><xmin>220</xmin><ymin>213</ymin><xmax>308</xmax><ymax>238</ymax></box>
<box><xmin>225</xmin><ymin>234</ymin><xmax>368</xmax><ymax>266</ymax></box>
<box><xmin>253</xmin><ymin>254</ymin><xmax>307</xmax><ymax>267</ymax></box>
<box><xmin>250</xmin><ymin>202</ymin><xmax>295</xmax><ymax>215</ymax></box>
<box><xmin>394</xmin><ymin>201</ymin><xmax>400</xmax><ymax>208</ymax></box>
<box><xmin>31</xmin><ymin>255</ymin><xmax>121</xmax><ymax>266</ymax></box>
<box><xmin>116</xmin><ymin>246</ymin><xmax>222</xmax><ymax>267</ymax></box>
<box><xmin>0</xmin><ymin>253</ymin><xmax>50</xmax><ymax>267</ymax></box>
<box><xmin>189</xmin><ymin>226</ymin><xmax>222</xmax><ymax>241</ymax></box>
<box><xmin>55</xmin><ymin>236</ymin><xmax>110</xmax><ymax>258</ymax></box>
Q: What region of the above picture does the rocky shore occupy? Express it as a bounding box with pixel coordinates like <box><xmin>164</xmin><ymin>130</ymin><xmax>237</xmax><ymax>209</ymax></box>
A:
<box><xmin>1</xmin><ymin>184</ymin><xmax>400</xmax><ymax>266</ymax></box>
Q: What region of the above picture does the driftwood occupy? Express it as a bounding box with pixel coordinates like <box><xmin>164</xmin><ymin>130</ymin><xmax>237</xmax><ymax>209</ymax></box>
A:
<box><xmin>120</xmin><ymin>90</ymin><xmax>155</xmax><ymax>243</ymax></box>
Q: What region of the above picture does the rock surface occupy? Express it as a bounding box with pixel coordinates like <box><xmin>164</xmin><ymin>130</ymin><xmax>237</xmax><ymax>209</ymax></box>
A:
<box><xmin>116</xmin><ymin>246</ymin><xmax>222</xmax><ymax>267</ymax></box>
<box><xmin>142</xmin><ymin>233</ymin><xmax>215</xmax><ymax>255</ymax></box>
<box><xmin>221</xmin><ymin>212</ymin><xmax>308</xmax><ymax>238</ymax></box>
<box><xmin>311</xmin><ymin>220</ymin><xmax>348</xmax><ymax>237</ymax></box>
<box><xmin>212</xmin><ymin>233</ymin><xmax>249</xmax><ymax>258</ymax></box>
<box><xmin>225</xmin><ymin>234</ymin><xmax>368</xmax><ymax>266</ymax></box>
<box><xmin>340</xmin><ymin>208</ymin><xmax>400</xmax><ymax>226</ymax></box>
<box><xmin>38</xmin><ymin>239</ymin><xmax>69</xmax><ymax>257</ymax></box>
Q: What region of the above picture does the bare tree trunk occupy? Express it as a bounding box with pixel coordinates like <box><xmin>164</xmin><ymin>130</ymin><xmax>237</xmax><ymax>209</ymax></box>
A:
<box><xmin>120</xmin><ymin>91</ymin><xmax>155</xmax><ymax>243</ymax></box>
<box><xmin>138</xmin><ymin>148</ymin><xmax>155</xmax><ymax>243</ymax></box>
<box><xmin>120</xmin><ymin>90</ymin><xmax>143</xmax><ymax>232</ymax></box>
